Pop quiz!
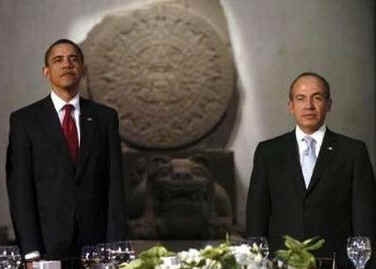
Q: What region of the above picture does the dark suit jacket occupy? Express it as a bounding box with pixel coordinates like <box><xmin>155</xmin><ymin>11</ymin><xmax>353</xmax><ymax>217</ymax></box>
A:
<box><xmin>6</xmin><ymin>96</ymin><xmax>127</xmax><ymax>259</ymax></box>
<box><xmin>246</xmin><ymin>129</ymin><xmax>376</xmax><ymax>268</ymax></box>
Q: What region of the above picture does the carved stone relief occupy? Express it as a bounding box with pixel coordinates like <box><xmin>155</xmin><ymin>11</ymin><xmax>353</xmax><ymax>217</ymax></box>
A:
<box><xmin>80</xmin><ymin>1</ymin><xmax>239</xmax><ymax>240</ymax></box>
<box><xmin>125</xmin><ymin>153</ymin><xmax>235</xmax><ymax>239</ymax></box>
<box><xmin>81</xmin><ymin>2</ymin><xmax>235</xmax><ymax>149</ymax></box>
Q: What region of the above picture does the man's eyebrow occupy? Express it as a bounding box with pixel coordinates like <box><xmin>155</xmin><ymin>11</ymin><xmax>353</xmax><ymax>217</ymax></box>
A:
<box><xmin>50</xmin><ymin>54</ymin><xmax>79</xmax><ymax>61</ymax></box>
<box><xmin>312</xmin><ymin>91</ymin><xmax>326</xmax><ymax>96</ymax></box>
<box><xmin>50</xmin><ymin>55</ymin><xmax>63</xmax><ymax>61</ymax></box>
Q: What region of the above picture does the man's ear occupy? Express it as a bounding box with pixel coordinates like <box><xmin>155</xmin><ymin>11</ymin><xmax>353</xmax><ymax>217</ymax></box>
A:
<box><xmin>288</xmin><ymin>99</ymin><xmax>293</xmax><ymax>114</ymax></box>
<box><xmin>82</xmin><ymin>65</ymin><xmax>87</xmax><ymax>77</ymax></box>
<box><xmin>327</xmin><ymin>98</ymin><xmax>332</xmax><ymax>112</ymax></box>
<box><xmin>42</xmin><ymin>66</ymin><xmax>49</xmax><ymax>79</ymax></box>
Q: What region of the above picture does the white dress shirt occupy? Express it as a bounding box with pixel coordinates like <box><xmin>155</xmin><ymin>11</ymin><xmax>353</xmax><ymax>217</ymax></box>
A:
<box><xmin>295</xmin><ymin>124</ymin><xmax>326</xmax><ymax>168</ymax></box>
<box><xmin>50</xmin><ymin>90</ymin><xmax>81</xmax><ymax>144</ymax></box>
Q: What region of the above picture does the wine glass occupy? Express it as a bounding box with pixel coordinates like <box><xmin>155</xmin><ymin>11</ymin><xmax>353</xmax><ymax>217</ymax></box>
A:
<box><xmin>81</xmin><ymin>245</ymin><xmax>97</xmax><ymax>269</ymax></box>
<box><xmin>347</xmin><ymin>236</ymin><xmax>372</xmax><ymax>269</ymax></box>
<box><xmin>106</xmin><ymin>241</ymin><xmax>135</xmax><ymax>265</ymax></box>
<box><xmin>93</xmin><ymin>243</ymin><xmax>108</xmax><ymax>264</ymax></box>
<box><xmin>246</xmin><ymin>237</ymin><xmax>270</xmax><ymax>261</ymax></box>
<box><xmin>0</xmin><ymin>246</ymin><xmax>22</xmax><ymax>269</ymax></box>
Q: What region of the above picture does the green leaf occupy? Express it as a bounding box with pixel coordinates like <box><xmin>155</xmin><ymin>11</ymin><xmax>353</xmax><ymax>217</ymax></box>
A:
<box><xmin>304</xmin><ymin>239</ymin><xmax>325</xmax><ymax>251</ymax></box>
<box><xmin>276</xmin><ymin>235</ymin><xmax>325</xmax><ymax>269</ymax></box>
<box><xmin>119</xmin><ymin>259</ymin><xmax>143</xmax><ymax>269</ymax></box>
<box><xmin>302</xmin><ymin>236</ymin><xmax>320</xmax><ymax>246</ymax></box>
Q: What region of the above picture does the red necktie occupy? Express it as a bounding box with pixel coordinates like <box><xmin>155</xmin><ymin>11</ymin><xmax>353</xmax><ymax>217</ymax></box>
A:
<box><xmin>62</xmin><ymin>104</ymin><xmax>79</xmax><ymax>162</ymax></box>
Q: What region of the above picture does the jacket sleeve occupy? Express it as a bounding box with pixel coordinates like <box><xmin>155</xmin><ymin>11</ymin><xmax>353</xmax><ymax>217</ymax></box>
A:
<box><xmin>352</xmin><ymin>142</ymin><xmax>376</xmax><ymax>268</ymax></box>
<box><xmin>246</xmin><ymin>142</ymin><xmax>271</xmax><ymax>236</ymax></box>
<box><xmin>6</xmin><ymin>112</ymin><xmax>44</xmax><ymax>255</ymax></box>
<box><xmin>106</xmin><ymin>110</ymin><xmax>128</xmax><ymax>241</ymax></box>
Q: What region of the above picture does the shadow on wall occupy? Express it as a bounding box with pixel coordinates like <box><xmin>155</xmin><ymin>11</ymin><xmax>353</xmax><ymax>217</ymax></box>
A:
<box><xmin>0</xmin><ymin>225</ymin><xmax>15</xmax><ymax>245</ymax></box>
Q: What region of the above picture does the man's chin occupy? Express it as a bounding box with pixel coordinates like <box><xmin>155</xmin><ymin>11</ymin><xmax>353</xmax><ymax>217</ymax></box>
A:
<box><xmin>53</xmin><ymin>84</ymin><xmax>80</xmax><ymax>95</ymax></box>
<box><xmin>61</xmin><ymin>82</ymin><xmax>80</xmax><ymax>91</ymax></box>
<box><xmin>298</xmin><ymin>120</ymin><xmax>323</xmax><ymax>132</ymax></box>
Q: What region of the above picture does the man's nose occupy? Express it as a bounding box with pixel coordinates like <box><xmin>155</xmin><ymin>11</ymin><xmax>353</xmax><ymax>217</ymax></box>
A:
<box><xmin>62</xmin><ymin>58</ymin><xmax>73</xmax><ymax>68</ymax></box>
<box><xmin>304</xmin><ymin>98</ymin><xmax>314</xmax><ymax>109</ymax></box>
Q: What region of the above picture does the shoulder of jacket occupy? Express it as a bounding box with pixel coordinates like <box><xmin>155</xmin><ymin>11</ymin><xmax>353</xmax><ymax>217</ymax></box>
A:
<box><xmin>80</xmin><ymin>97</ymin><xmax>117</xmax><ymax>116</ymax></box>
<box><xmin>10</xmin><ymin>97</ymin><xmax>48</xmax><ymax>119</ymax></box>
<box><xmin>258</xmin><ymin>131</ymin><xmax>292</xmax><ymax>148</ymax></box>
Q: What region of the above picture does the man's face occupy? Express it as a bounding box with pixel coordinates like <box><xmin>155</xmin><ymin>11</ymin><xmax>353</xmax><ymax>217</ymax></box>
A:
<box><xmin>288</xmin><ymin>75</ymin><xmax>332</xmax><ymax>134</ymax></box>
<box><xmin>42</xmin><ymin>43</ymin><xmax>84</xmax><ymax>94</ymax></box>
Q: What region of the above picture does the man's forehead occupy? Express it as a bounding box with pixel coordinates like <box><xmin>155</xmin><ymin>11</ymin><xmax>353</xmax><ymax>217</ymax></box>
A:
<box><xmin>292</xmin><ymin>76</ymin><xmax>326</xmax><ymax>93</ymax></box>
<box><xmin>49</xmin><ymin>43</ymin><xmax>79</xmax><ymax>57</ymax></box>
<box><xmin>295</xmin><ymin>75</ymin><xmax>325</xmax><ymax>87</ymax></box>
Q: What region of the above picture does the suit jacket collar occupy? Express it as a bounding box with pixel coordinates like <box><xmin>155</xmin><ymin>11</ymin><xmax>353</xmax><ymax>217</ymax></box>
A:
<box><xmin>39</xmin><ymin>96</ymin><xmax>96</xmax><ymax>178</ymax></box>
<box><xmin>287</xmin><ymin>128</ymin><xmax>338</xmax><ymax>196</ymax></box>
<box><xmin>286</xmin><ymin>131</ymin><xmax>307</xmax><ymax>196</ymax></box>
<box><xmin>39</xmin><ymin>96</ymin><xmax>72</xmax><ymax>163</ymax></box>
<box><xmin>307</xmin><ymin>128</ymin><xmax>337</xmax><ymax>193</ymax></box>
<box><xmin>76</xmin><ymin>97</ymin><xmax>96</xmax><ymax>178</ymax></box>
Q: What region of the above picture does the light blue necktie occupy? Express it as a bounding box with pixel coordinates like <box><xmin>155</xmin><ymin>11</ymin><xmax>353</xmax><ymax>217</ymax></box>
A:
<box><xmin>302</xmin><ymin>136</ymin><xmax>317</xmax><ymax>188</ymax></box>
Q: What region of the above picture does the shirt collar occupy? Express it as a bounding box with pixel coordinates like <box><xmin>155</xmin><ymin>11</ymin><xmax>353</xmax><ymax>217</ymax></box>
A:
<box><xmin>50</xmin><ymin>90</ymin><xmax>80</xmax><ymax>113</ymax></box>
<box><xmin>295</xmin><ymin>124</ymin><xmax>326</xmax><ymax>149</ymax></box>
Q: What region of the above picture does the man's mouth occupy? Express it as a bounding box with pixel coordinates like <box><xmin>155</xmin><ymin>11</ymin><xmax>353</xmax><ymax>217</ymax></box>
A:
<box><xmin>61</xmin><ymin>72</ymin><xmax>75</xmax><ymax>78</ymax></box>
<box><xmin>302</xmin><ymin>114</ymin><xmax>316</xmax><ymax>118</ymax></box>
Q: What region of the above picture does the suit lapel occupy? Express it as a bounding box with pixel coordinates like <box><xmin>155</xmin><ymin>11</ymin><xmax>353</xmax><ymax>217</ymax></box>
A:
<box><xmin>306</xmin><ymin>129</ymin><xmax>337</xmax><ymax>193</ymax></box>
<box><xmin>75</xmin><ymin>98</ymin><xmax>96</xmax><ymax>178</ymax></box>
<box><xmin>39</xmin><ymin>96</ymin><xmax>73</xmax><ymax>163</ymax></box>
<box><xmin>286</xmin><ymin>131</ymin><xmax>307</xmax><ymax>196</ymax></box>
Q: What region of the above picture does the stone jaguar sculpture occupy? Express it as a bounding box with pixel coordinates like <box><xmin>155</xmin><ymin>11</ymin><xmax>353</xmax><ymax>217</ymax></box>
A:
<box><xmin>127</xmin><ymin>155</ymin><xmax>233</xmax><ymax>239</ymax></box>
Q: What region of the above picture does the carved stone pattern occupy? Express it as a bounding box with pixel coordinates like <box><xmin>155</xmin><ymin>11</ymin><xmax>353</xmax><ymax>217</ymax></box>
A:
<box><xmin>82</xmin><ymin>3</ymin><xmax>234</xmax><ymax>148</ymax></box>
<box><xmin>126</xmin><ymin>155</ymin><xmax>233</xmax><ymax>239</ymax></box>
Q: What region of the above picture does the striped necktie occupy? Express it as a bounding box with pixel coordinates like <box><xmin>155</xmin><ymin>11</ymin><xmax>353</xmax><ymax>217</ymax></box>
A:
<box><xmin>302</xmin><ymin>136</ymin><xmax>316</xmax><ymax>188</ymax></box>
<box><xmin>62</xmin><ymin>104</ymin><xmax>79</xmax><ymax>163</ymax></box>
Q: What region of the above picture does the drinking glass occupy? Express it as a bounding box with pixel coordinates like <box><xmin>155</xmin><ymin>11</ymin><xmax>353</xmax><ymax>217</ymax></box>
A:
<box><xmin>0</xmin><ymin>246</ymin><xmax>22</xmax><ymax>269</ymax></box>
<box><xmin>347</xmin><ymin>236</ymin><xmax>372</xmax><ymax>269</ymax></box>
<box><xmin>93</xmin><ymin>243</ymin><xmax>107</xmax><ymax>264</ymax></box>
<box><xmin>246</xmin><ymin>237</ymin><xmax>270</xmax><ymax>260</ymax></box>
<box><xmin>81</xmin><ymin>245</ymin><xmax>96</xmax><ymax>269</ymax></box>
<box><xmin>106</xmin><ymin>241</ymin><xmax>135</xmax><ymax>265</ymax></box>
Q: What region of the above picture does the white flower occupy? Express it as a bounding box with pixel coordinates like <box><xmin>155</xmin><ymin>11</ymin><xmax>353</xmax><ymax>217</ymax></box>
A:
<box><xmin>177</xmin><ymin>248</ymin><xmax>202</xmax><ymax>264</ymax></box>
<box><xmin>122</xmin><ymin>242</ymin><xmax>269</xmax><ymax>269</ymax></box>
<box><xmin>253</xmin><ymin>253</ymin><xmax>263</xmax><ymax>263</ymax></box>
<box><xmin>157</xmin><ymin>256</ymin><xmax>181</xmax><ymax>269</ymax></box>
<box><xmin>245</xmin><ymin>262</ymin><xmax>260</xmax><ymax>269</ymax></box>
<box><xmin>203</xmin><ymin>245</ymin><xmax>213</xmax><ymax>251</ymax></box>
<box><xmin>229</xmin><ymin>244</ymin><xmax>252</xmax><ymax>265</ymax></box>
<box><xmin>228</xmin><ymin>244</ymin><xmax>264</xmax><ymax>266</ymax></box>
<box><xmin>202</xmin><ymin>259</ymin><xmax>221</xmax><ymax>269</ymax></box>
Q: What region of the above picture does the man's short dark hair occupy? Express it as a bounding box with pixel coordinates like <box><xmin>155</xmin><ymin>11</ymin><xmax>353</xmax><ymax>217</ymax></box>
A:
<box><xmin>44</xmin><ymin>39</ymin><xmax>84</xmax><ymax>66</ymax></box>
<box><xmin>289</xmin><ymin>72</ymin><xmax>331</xmax><ymax>100</ymax></box>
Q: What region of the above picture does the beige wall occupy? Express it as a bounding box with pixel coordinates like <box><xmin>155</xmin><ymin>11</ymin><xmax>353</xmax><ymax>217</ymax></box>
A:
<box><xmin>0</xmin><ymin>0</ymin><xmax>374</xmax><ymax>236</ymax></box>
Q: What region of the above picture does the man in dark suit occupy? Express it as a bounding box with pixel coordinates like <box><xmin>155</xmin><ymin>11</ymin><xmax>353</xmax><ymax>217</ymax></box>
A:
<box><xmin>6</xmin><ymin>39</ymin><xmax>127</xmax><ymax>264</ymax></box>
<box><xmin>246</xmin><ymin>72</ymin><xmax>376</xmax><ymax>268</ymax></box>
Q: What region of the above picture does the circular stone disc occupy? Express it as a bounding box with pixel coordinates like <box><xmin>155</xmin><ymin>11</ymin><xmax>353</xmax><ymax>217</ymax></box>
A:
<box><xmin>82</xmin><ymin>3</ymin><xmax>234</xmax><ymax>149</ymax></box>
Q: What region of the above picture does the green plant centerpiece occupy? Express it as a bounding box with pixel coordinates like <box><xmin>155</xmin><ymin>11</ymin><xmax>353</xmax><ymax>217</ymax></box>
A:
<box><xmin>275</xmin><ymin>235</ymin><xmax>325</xmax><ymax>269</ymax></box>
<box><xmin>119</xmin><ymin>245</ymin><xmax>174</xmax><ymax>269</ymax></box>
<box><xmin>119</xmin><ymin>237</ymin><xmax>266</xmax><ymax>269</ymax></box>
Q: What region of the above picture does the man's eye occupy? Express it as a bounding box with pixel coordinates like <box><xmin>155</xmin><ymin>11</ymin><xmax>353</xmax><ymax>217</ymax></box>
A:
<box><xmin>314</xmin><ymin>96</ymin><xmax>324</xmax><ymax>101</ymax></box>
<box><xmin>69</xmin><ymin>56</ymin><xmax>81</xmax><ymax>64</ymax></box>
